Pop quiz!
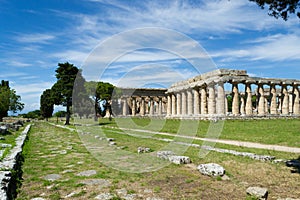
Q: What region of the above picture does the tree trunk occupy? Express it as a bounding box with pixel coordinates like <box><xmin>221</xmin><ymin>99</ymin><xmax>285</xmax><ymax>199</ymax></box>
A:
<box><xmin>65</xmin><ymin>104</ymin><xmax>70</xmax><ymax>125</ymax></box>
<box><xmin>94</xmin><ymin>97</ymin><xmax>99</xmax><ymax>121</ymax></box>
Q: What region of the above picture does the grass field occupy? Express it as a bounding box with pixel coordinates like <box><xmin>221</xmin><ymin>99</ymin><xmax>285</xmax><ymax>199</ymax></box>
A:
<box><xmin>16</xmin><ymin>119</ymin><xmax>300</xmax><ymax>200</ymax></box>
<box><xmin>97</xmin><ymin>117</ymin><xmax>300</xmax><ymax>147</ymax></box>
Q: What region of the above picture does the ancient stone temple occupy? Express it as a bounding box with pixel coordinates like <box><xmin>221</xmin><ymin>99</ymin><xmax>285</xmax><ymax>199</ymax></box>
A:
<box><xmin>114</xmin><ymin>69</ymin><xmax>300</xmax><ymax>119</ymax></box>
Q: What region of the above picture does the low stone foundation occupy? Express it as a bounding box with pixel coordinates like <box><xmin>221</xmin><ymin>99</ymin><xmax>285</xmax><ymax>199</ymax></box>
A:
<box><xmin>0</xmin><ymin>124</ymin><xmax>31</xmax><ymax>200</ymax></box>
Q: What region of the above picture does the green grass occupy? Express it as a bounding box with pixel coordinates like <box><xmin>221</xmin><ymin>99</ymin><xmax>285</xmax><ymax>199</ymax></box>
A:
<box><xmin>94</xmin><ymin>117</ymin><xmax>300</xmax><ymax>147</ymax></box>
<box><xmin>17</xmin><ymin>120</ymin><xmax>300</xmax><ymax>199</ymax></box>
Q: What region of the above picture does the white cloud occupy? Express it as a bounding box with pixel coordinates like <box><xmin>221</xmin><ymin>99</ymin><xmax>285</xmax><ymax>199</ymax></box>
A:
<box><xmin>212</xmin><ymin>33</ymin><xmax>300</xmax><ymax>61</ymax></box>
<box><xmin>15</xmin><ymin>33</ymin><xmax>56</xmax><ymax>43</ymax></box>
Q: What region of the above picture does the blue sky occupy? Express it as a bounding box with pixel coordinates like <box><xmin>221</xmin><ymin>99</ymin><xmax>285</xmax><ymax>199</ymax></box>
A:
<box><xmin>1</xmin><ymin>0</ymin><xmax>300</xmax><ymax>113</ymax></box>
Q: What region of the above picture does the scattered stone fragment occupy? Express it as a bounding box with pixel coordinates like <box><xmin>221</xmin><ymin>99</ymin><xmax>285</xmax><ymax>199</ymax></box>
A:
<box><xmin>277</xmin><ymin>198</ymin><xmax>300</xmax><ymax>200</ymax></box>
<box><xmin>221</xmin><ymin>174</ymin><xmax>230</xmax><ymax>181</ymax></box>
<box><xmin>80</xmin><ymin>179</ymin><xmax>111</xmax><ymax>188</ymax></box>
<box><xmin>273</xmin><ymin>159</ymin><xmax>287</xmax><ymax>164</ymax></box>
<box><xmin>44</xmin><ymin>174</ymin><xmax>61</xmax><ymax>181</ymax></box>
<box><xmin>137</xmin><ymin>147</ymin><xmax>151</xmax><ymax>154</ymax></box>
<box><xmin>109</xmin><ymin>142</ymin><xmax>116</xmax><ymax>146</ymax></box>
<box><xmin>168</xmin><ymin>156</ymin><xmax>191</xmax><ymax>164</ymax></box>
<box><xmin>202</xmin><ymin>146</ymin><xmax>275</xmax><ymax>161</ymax></box>
<box><xmin>107</xmin><ymin>138</ymin><xmax>115</xmax><ymax>141</ymax></box>
<box><xmin>246</xmin><ymin>186</ymin><xmax>268</xmax><ymax>200</ymax></box>
<box><xmin>94</xmin><ymin>193</ymin><xmax>114</xmax><ymax>200</ymax></box>
<box><xmin>146</xmin><ymin>198</ymin><xmax>164</xmax><ymax>200</ymax></box>
<box><xmin>31</xmin><ymin>198</ymin><xmax>46</xmax><ymax>200</ymax></box>
<box><xmin>66</xmin><ymin>146</ymin><xmax>73</xmax><ymax>150</ymax></box>
<box><xmin>0</xmin><ymin>137</ymin><xmax>5</xmax><ymax>140</ymax></box>
<box><xmin>76</xmin><ymin>170</ymin><xmax>97</xmax><ymax>177</ymax></box>
<box><xmin>197</xmin><ymin>163</ymin><xmax>225</xmax><ymax>176</ymax></box>
<box><xmin>157</xmin><ymin>151</ymin><xmax>175</xmax><ymax>160</ymax></box>
<box><xmin>65</xmin><ymin>192</ymin><xmax>78</xmax><ymax>198</ymax></box>
<box><xmin>77</xmin><ymin>161</ymin><xmax>84</xmax><ymax>165</ymax></box>
<box><xmin>95</xmin><ymin>135</ymin><xmax>100</xmax><ymax>139</ymax></box>
<box><xmin>62</xmin><ymin>169</ymin><xmax>74</xmax><ymax>174</ymax></box>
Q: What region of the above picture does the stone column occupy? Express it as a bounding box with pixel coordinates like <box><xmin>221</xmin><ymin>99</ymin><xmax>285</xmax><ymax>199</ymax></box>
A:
<box><xmin>158</xmin><ymin>98</ymin><xmax>162</xmax><ymax>116</ymax></box>
<box><xmin>182</xmin><ymin>91</ymin><xmax>187</xmax><ymax>116</ymax></box>
<box><xmin>257</xmin><ymin>84</ymin><xmax>265</xmax><ymax>115</ymax></box>
<box><xmin>131</xmin><ymin>97</ymin><xmax>136</xmax><ymax>116</ymax></box>
<box><xmin>293</xmin><ymin>85</ymin><xmax>300</xmax><ymax>115</ymax></box>
<box><xmin>207</xmin><ymin>83</ymin><xmax>216</xmax><ymax>114</ymax></box>
<box><xmin>140</xmin><ymin>97</ymin><xmax>145</xmax><ymax>116</ymax></box>
<box><xmin>240</xmin><ymin>96</ymin><xmax>245</xmax><ymax>115</ymax></box>
<box><xmin>187</xmin><ymin>90</ymin><xmax>193</xmax><ymax>115</ymax></box>
<box><xmin>245</xmin><ymin>83</ymin><xmax>253</xmax><ymax>115</ymax></box>
<box><xmin>281</xmin><ymin>84</ymin><xmax>289</xmax><ymax>115</ymax></box>
<box><xmin>265</xmin><ymin>98</ymin><xmax>269</xmax><ymax>114</ymax></box>
<box><xmin>167</xmin><ymin>94</ymin><xmax>171</xmax><ymax>116</ymax></box>
<box><xmin>193</xmin><ymin>88</ymin><xmax>200</xmax><ymax>115</ymax></box>
<box><xmin>122</xmin><ymin>97</ymin><xmax>128</xmax><ymax>116</ymax></box>
<box><xmin>216</xmin><ymin>82</ymin><xmax>225</xmax><ymax>115</ymax></box>
<box><xmin>171</xmin><ymin>94</ymin><xmax>176</xmax><ymax>116</ymax></box>
<box><xmin>149</xmin><ymin>98</ymin><xmax>154</xmax><ymax>116</ymax></box>
<box><xmin>232</xmin><ymin>83</ymin><xmax>239</xmax><ymax>115</ymax></box>
<box><xmin>176</xmin><ymin>93</ymin><xmax>181</xmax><ymax>116</ymax></box>
<box><xmin>270</xmin><ymin>84</ymin><xmax>277</xmax><ymax>114</ymax></box>
<box><xmin>200</xmin><ymin>87</ymin><xmax>207</xmax><ymax>114</ymax></box>
<box><xmin>225</xmin><ymin>95</ymin><xmax>228</xmax><ymax>114</ymax></box>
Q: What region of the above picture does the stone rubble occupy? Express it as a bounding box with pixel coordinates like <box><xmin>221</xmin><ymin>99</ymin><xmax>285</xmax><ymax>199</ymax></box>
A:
<box><xmin>137</xmin><ymin>147</ymin><xmax>151</xmax><ymax>154</ymax></box>
<box><xmin>246</xmin><ymin>186</ymin><xmax>268</xmax><ymax>200</ymax></box>
<box><xmin>157</xmin><ymin>151</ymin><xmax>191</xmax><ymax>165</ymax></box>
<box><xmin>76</xmin><ymin>170</ymin><xmax>97</xmax><ymax>177</ymax></box>
<box><xmin>197</xmin><ymin>163</ymin><xmax>225</xmax><ymax>176</ymax></box>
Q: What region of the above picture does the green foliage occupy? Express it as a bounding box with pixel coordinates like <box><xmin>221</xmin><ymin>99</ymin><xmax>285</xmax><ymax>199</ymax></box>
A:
<box><xmin>53</xmin><ymin>110</ymin><xmax>67</xmax><ymax>117</ymax></box>
<box><xmin>40</xmin><ymin>89</ymin><xmax>54</xmax><ymax>120</ymax></box>
<box><xmin>0</xmin><ymin>80</ymin><xmax>10</xmax><ymax>121</ymax></box>
<box><xmin>51</xmin><ymin>62</ymin><xmax>79</xmax><ymax>125</ymax></box>
<box><xmin>249</xmin><ymin>0</ymin><xmax>300</xmax><ymax>20</ymax></box>
<box><xmin>0</xmin><ymin>80</ymin><xmax>24</xmax><ymax>121</ymax></box>
<box><xmin>22</xmin><ymin>110</ymin><xmax>41</xmax><ymax>119</ymax></box>
<box><xmin>85</xmin><ymin>81</ymin><xmax>115</xmax><ymax>118</ymax></box>
<box><xmin>9</xmin><ymin>89</ymin><xmax>24</xmax><ymax>113</ymax></box>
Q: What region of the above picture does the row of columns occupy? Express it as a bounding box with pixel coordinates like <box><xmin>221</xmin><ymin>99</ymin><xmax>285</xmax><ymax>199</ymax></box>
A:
<box><xmin>167</xmin><ymin>82</ymin><xmax>226</xmax><ymax>116</ymax></box>
<box><xmin>167</xmin><ymin>81</ymin><xmax>300</xmax><ymax>117</ymax></box>
<box><xmin>121</xmin><ymin>96</ymin><xmax>166</xmax><ymax>116</ymax></box>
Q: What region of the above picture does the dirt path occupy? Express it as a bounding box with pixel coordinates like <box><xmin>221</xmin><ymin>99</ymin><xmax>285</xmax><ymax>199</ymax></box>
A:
<box><xmin>109</xmin><ymin>126</ymin><xmax>300</xmax><ymax>153</ymax></box>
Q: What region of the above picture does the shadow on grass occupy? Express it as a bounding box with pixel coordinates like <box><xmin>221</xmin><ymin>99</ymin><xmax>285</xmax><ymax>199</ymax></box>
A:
<box><xmin>286</xmin><ymin>156</ymin><xmax>300</xmax><ymax>174</ymax></box>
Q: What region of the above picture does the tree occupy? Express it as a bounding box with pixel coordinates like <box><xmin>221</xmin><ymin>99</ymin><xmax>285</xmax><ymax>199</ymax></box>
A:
<box><xmin>0</xmin><ymin>80</ymin><xmax>10</xmax><ymax>121</ymax></box>
<box><xmin>249</xmin><ymin>0</ymin><xmax>300</xmax><ymax>20</ymax></box>
<box><xmin>9</xmin><ymin>89</ymin><xmax>24</xmax><ymax>114</ymax></box>
<box><xmin>51</xmin><ymin>62</ymin><xmax>79</xmax><ymax>125</ymax></box>
<box><xmin>0</xmin><ymin>80</ymin><xmax>24</xmax><ymax>121</ymax></box>
<box><xmin>85</xmin><ymin>81</ymin><xmax>115</xmax><ymax>120</ymax></box>
<box><xmin>40</xmin><ymin>89</ymin><xmax>54</xmax><ymax>120</ymax></box>
<box><xmin>22</xmin><ymin>110</ymin><xmax>41</xmax><ymax>119</ymax></box>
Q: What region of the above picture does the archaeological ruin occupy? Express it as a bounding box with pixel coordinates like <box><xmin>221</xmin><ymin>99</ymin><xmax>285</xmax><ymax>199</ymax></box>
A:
<box><xmin>111</xmin><ymin>69</ymin><xmax>300</xmax><ymax>119</ymax></box>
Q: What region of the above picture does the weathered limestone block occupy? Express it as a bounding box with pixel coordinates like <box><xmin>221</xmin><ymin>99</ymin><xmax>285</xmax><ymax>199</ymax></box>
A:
<box><xmin>168</xmin><ymin>156</ymin><xmax>191</xmax><ymax>164</ymax></box>
<box><xmin>246</xmin><ymin>186</ymin><xmax>268</xmax><ymax>200</ymax></box>
<box><xmin>197</xmin><ymin>163</ymin><xmax>225</xmax><ymax>176</ymax></box>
